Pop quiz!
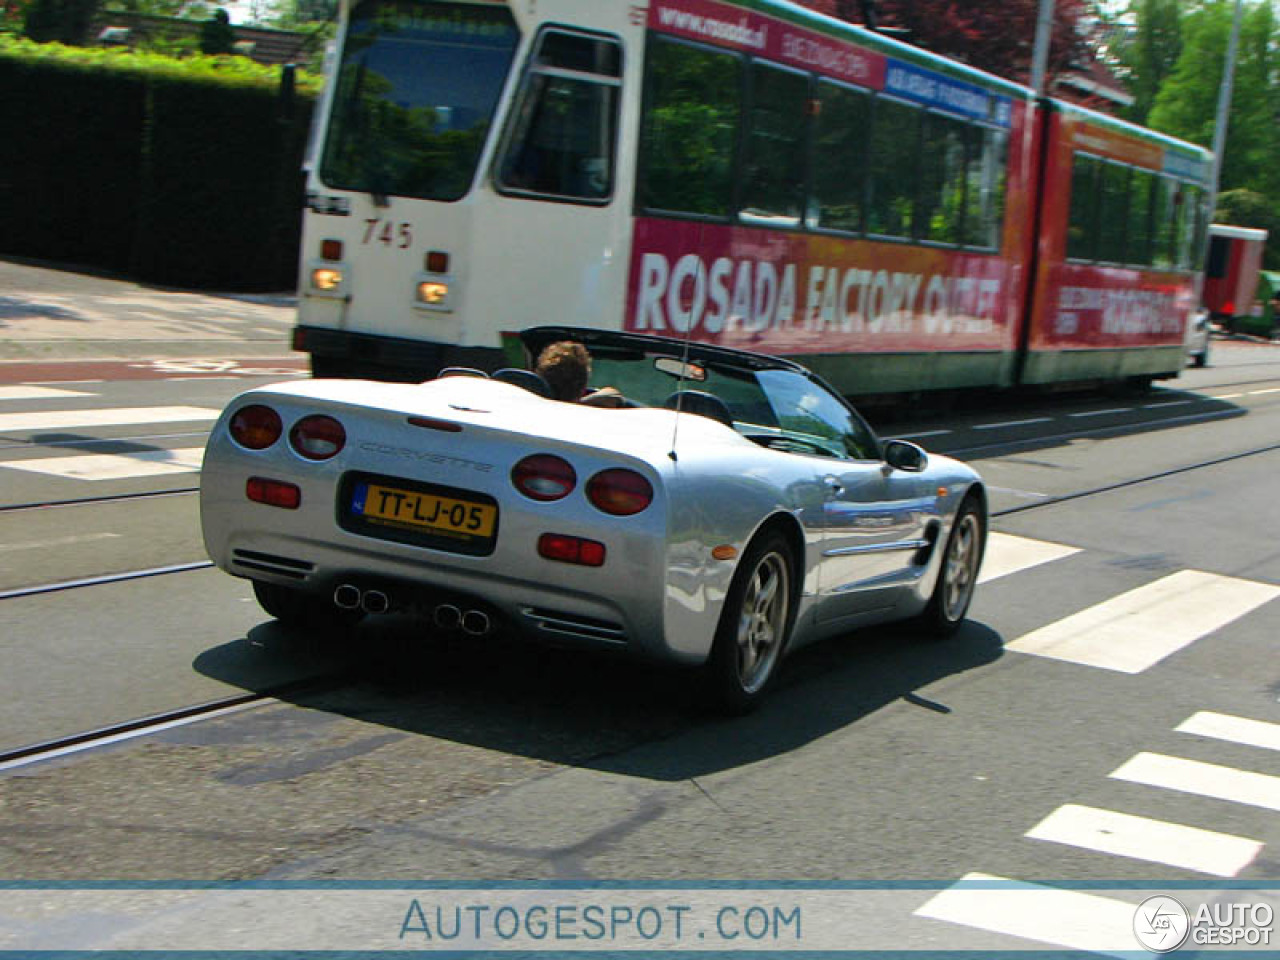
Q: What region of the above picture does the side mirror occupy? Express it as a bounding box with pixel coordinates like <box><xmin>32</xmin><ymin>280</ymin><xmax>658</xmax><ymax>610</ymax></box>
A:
<box><xmin>883</xmin><ymin>439</ymin><xmax>928</xmax><ymax>473</ymax></box>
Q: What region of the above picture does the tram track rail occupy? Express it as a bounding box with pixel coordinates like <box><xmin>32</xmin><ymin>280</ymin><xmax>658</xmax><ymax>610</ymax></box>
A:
<box><xmin>1</xmin><ymin>438</ymin><xmax>1277</xmax><ymax>774</ymax></box>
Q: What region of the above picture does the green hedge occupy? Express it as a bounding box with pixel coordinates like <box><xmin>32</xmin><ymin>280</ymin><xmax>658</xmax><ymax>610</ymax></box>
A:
<box><xmin>0</xmin><ymin>37</ymin><xmax>321</xmax><ymax>290</ymax></box>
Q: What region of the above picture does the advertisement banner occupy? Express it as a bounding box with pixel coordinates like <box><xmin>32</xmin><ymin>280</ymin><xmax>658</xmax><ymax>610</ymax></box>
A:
<box><xmin>624</xmin><ymin>218</ymin><xmax>1017</xmax><ymax>356</ymax></box>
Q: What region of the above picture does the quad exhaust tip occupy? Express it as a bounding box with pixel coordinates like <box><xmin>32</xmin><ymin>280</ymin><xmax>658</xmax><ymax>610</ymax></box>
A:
<box><xmin>461</xmin><ymin>609</ymin><xmax>490</xmax><ymax>636</ymax></box>
<box><xmin>362</xmin><ymin>590</ymin><xmax>390</xmax><ymax>615</ymax></box>
<box><xmin>333</xmin><ymin>583</ymin><xmax>361</xmax><ymax>610</ymax></box>
<box><xmin>434</xmin><ymin>604</ymin><xmax>461</xmax><ymax>630</ymax></box>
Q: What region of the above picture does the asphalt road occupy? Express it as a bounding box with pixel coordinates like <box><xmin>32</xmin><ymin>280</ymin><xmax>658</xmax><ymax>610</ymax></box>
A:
<box><xmin>0</xmin><ymin>257</ymin><xmax>1277</xmax><ymax>952</ymax></box>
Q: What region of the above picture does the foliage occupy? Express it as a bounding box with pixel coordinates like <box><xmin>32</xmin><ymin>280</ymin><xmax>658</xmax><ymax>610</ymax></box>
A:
<box><xmin>23</xmin><ymin>0</ymin><xmax>99</xmax><ymax>42</ymax></box>
<box><xmin>1113</xmin><ymin>0</ymin><xmax>1183</xmax><ymax>125</ymax></box>
<box><xmin>804</xmin><ymin>0</ymin><xmax>1090</xmax><ymax>84</ymax></box>
<box><xmin>0</xmin><ymin>33</ymin><xmax>320</xmax><ymax>288</ymax></box>
<box><xmin>0</xmin><ymin>32</ymin><xmax>321</xmax><ymax>89</ymax></box>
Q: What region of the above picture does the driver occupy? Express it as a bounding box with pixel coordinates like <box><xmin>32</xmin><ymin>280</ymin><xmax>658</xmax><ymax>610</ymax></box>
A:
<box><xmin>534</xmin><ymin>341</ymin><xmax>623</xmax><ymax>407</ymax></box>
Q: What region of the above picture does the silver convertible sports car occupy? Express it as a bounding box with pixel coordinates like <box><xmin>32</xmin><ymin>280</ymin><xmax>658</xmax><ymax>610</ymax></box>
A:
<box><xmin>201</xmin><ymin>327</ymin><xmax>987</xmax><ymax>712</ymax></box>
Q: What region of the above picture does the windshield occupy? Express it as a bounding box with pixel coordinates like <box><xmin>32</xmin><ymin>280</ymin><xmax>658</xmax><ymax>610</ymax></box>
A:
<box><xmin>319</xmin><ymin>0</ymin><xmax>519</xmax><ymax>202</ymax></box>
<box><xmin>583</xmin><ymin>348</ymin><xmax>880</xmax><ymax>461</ymax></box>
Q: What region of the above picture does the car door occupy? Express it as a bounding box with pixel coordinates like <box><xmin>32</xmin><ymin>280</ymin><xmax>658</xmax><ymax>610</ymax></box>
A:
<box><xmin>751</xmin><ymin>369</ymin><xmax>934</xmax><ymax>625</ymax></box>
<box><xmin>815</xmin><ymin>454</ymin><xmax>934</xmax><ymax>624</ymax></box>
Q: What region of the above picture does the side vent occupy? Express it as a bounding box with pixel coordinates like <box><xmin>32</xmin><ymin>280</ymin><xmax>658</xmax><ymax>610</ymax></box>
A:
<box><xmin>232</xmin><ymin>549</ymin><xmax>315</xmax><ymax>580</ymax></box>
<box><xmin>520</xmin><ymin>607</ymin><xmax>626</xmax><ymax>645</ymax></box>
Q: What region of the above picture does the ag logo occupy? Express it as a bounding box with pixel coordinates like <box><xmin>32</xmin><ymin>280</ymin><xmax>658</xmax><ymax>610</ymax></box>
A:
<box><xmin>1134</xmin><ymin>896</ymin><xmax>1190</xmax><ymax>953</ymax></box>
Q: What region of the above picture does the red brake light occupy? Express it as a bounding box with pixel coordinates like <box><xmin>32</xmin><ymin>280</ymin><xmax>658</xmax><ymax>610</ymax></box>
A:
<box><xmin>586</xmin><ymin>469</ymin><xmax>653</xmax><ymax>516</ymax></box>
<box><xmin>229</xmin><ymin>404</ymin><xmax>282</xmax><ymax>450</ymax></box>
<box><xmin>321</xmin><ymin>238</ymin><xmax>343</xmax><ymax>261</ymax></box>
<box><xmin>511</xmin><ymin>454</ymin><xmax>576</xmax><ymax>501</ymax></box>
<box><xmin>290</xmin><ymin>415</ymin><xmax>346</xmax><ymax>460</ymax></box>
<box><xmin>246</xmin><ymin>476</ymin><xmax>301</xmax><ymax>509</ymax></box>
<box><xmin>538</xmin><ymin>533</ymin><xmax>606</xmax><ymax>567</ymax></box>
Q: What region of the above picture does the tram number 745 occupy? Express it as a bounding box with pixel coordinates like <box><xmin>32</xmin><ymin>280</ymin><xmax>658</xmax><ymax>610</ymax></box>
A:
<box><xmin>362</xmin><ymin>219</ymin><xmax>412</xmax><ymax>249</ymax></box>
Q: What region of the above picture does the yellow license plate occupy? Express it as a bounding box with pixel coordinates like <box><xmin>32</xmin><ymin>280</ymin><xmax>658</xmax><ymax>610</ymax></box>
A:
<box><xmin>358</xmin><ymin>483</ymin><xmax>497</xmax><ymax>538</ymax></box>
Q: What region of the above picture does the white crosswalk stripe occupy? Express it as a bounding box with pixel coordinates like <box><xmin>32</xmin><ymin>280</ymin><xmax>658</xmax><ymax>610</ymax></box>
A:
<box><xmin>919</xmin><ymin>707</ymin><xmax>1280</xmax><ymax>945</ymax></box>
<box><xmin>978</xmin><ymin>532</ymin><xmax>1080</xmax><ymax>583</ymax></box>
<box><xmin>1110</xmin><ymin>752</ymin><xmax>1280</xmax><ymax>812</ymax></box>
<box><xmin>0</xmin><ymin>385</ymin><xmax>96</xmax><ymax>401</ymax></box>
<box><xmin>1005</xmin><ymin>569</ymin><xmax>1280</xmax><ymax>673</ymax></box>
<box><xmin>1177</xmin><ymin>712</ymin><xmax>1280</xmax><ymax>752</ymax></box>
<box><xmin>1025</xmin><ymin>803</ymin><xmax>1262</xmax><ymax>877</ymax></box>
<box><xmin>1</xmin><ymin>446</ymin><xmax>206</xmax><ymax>480</ymax></box>
<box><xmin>0</xmin><ymin>406</ymin><xmax>218</xmax><ymax>432</ymax></box>
<box><xmin>914</xmin><ymin>873</ymin><xmax>1137</xmax><ymax>955</ymax></box>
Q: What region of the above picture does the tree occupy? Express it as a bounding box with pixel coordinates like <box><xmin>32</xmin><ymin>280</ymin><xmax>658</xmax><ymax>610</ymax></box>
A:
<box><xmin>802</xmin><ymin>0</ymin><xmax>1090</xmax><ymax>85</ymax></box>
<box><xmin>1148</xmin><ymin>1</ymin><xmax>1280</xmax><ymax>201</ymax></box>
<box><xmin>199</xmin><ymin>6</ymin><xmax>234</xmax><ymax>54</ymax></box>
<box><xmin>23</xmin><ymin>0</ymin><xmax>99</xmax><ymax>43</ymax></box>
<box><xmin>1114</xmin><ymin>0</ymin><xmax>1184</xmax><ymax>125</ymax></box>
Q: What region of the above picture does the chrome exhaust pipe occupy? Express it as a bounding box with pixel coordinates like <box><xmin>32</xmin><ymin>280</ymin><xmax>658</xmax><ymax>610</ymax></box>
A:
<box><xmin>461</xmin><ymin>609</ymin><xmax>491</xmax><ymax>637</ymax></box>
<box><xmin>434</xmin><ymin>604</ymin><xmax>461</xmax><ymax>630</ymax></box>
<box><xmin>333</xmin><ymin>583</ymin><xmax>362</xmax><ymax>610</ymax></box>
<box><xmin>362</xmin><ymin>589</ymin><xmax>390</xmax><ymax>615</ymax></box>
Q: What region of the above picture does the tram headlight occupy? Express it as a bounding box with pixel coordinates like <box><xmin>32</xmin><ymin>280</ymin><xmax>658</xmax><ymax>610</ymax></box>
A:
<box><xmin>414</xmin><ymin>274</ymin><xmax>454</xmax><ymax>312</ymax></box>
<box><xmin>311</xmin><ymin>266</ymin><xmax>345</xmax><ymax>292</ymax></box>
<box><xmin>416</xmin><ymin>280</ymin><xmax>450</xmax><ymax>306</ymax></box>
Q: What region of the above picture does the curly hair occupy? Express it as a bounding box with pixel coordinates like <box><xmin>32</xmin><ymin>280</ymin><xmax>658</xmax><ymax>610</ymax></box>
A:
<box><xmin>535</xmin><ymin>341</ymin><xmax>592</xmax><ymax>401</ymax></box>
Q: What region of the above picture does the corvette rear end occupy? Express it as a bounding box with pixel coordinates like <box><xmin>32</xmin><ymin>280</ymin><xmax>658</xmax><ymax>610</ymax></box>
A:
<box><xmin>200</xmin><ymin>376</ymin><xmax>683</xmax><ymax>659</ymax></box>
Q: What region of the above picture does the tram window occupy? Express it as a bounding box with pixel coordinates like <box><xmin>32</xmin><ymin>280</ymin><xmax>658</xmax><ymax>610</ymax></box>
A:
<box><xmin>811</xmin><ymin>80</ymin><xmax>869</xmax><ymax>232</ymax></box>
<box><xmin>1097</xmin><ymin>161</ymin><xmax>1130</xmax><ymax>264</ymax></box>
<box><xmin>918</xmin><ymin>111</ymin><xmax>967</xmax><ymax>244</ymax></box>
<box><xmin>1151</xmin><ymin>176</ymin><xmax>1177</xmax><ymax>269</ymax></box>
<box><xmin>638</xmin><ymin>38</ymin><xmax>742</xmax><ymax>217</ymax></box>
<box><xmin>1128</xmin><ymin>169</ymin><xmax>1154</xmax><ymax>266</ymax></box>
<box><xmin>866</xmin><ymin>97</ymin><xmax>920</xmax><ymax>239</ymax></box>
<box><xmin>1180</xmin><ymin>184</ymin><xmax>1208</xmax><ymax>269</ymax></box>
<box><xmin>1067</xmin><ymin>153</ymin><xmax>1100</xmax><ymax>261</ymax></box>
<box><xmin>740</xmin><ymin>62</ymin><xmax>807</xmax><ymax>226</ymax></box>
<box><xmin>496</xmin><ymin>30</ymin><xmax>622</xmax><ymax>202</ymax></box>
<box><xmin>964</xmin><ymin>127</ymin><xmax>1006</xmax><ymax>249</ymax></box>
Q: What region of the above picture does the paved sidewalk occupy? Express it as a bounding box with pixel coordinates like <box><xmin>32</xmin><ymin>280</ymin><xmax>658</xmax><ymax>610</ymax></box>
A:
<box><xmin>0</xmin><ymin>257</ymin><xmax>299</xmax><ymax>363</ymax></box>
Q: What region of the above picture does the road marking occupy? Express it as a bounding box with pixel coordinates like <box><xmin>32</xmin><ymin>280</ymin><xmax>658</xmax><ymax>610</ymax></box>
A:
<box><xmin>1</xmin><ymin>446</ymin><xmax>205</xmax><ymax>480</ymax></box>
<box><xmin>896</xmin><ymin>429</ymin><xmax>952</xmax><ymax>439</ymax></box>
<box><xmin>978</xmin><ymin>533</ymin><xmax>1080</xmax><ymax>584</ymax></box>
<box><xmin>1177</xmin><ymin>712</ymin><xmax>1280</xmax><ymax>752</ymax></box>
<box><xmin>1067</xmin><ymin>407</ymin><xmax>1131</xmax><ymax>418</ymax></box>
<box><xmin>0</xmin><ymin>532</ymin><xmax>123</xmax><ymax>553</ymax></box>
<box><xmin>1110</xmin><ymin>753</ymin><xmax>1280</xmax><ymax>812</ymax></box>
<box><xmin>1006</xmin><ymin>570</ymin><xmax>1280</xmax><ymax>673</ymax></box>
<box><xmin>973</xmin><ymin>417</ymin><xmax>1053</xmax><ymax>430</ymax></box>
<box><xmin>0</xmin><ymin>406</ymin><xmax>218</xmax><ymax>432</ymax></box>
<box><xmin>914</xmin><ymin>873</ymin><xmax>1135</xmax><ymax>954</ymax></box>
<box><xmin>0</xmin><ymin>386</ymin><xmax>94</xmax><ymax>401</ymax></box>
<box><xmin>1251</xmin><ymin>387</ymin><xmax>1280</xmax><ymax>395</ymax></box>
<box><xmin>1025</xmin><ymin>803</ymin><xmax>1262</xmax><ymax>877</ymax></box>
<box><xmin>1211</xmin><ymin>392</ymin><xmax>1246</xmax><ymax>399</ymax></box>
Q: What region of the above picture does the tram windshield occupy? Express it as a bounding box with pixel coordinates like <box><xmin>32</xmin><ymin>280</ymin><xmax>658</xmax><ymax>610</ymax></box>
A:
<box><xmin>319</xmin><ymin>0</ymin><xmax>519</xmax><ymax>202</ymax></box>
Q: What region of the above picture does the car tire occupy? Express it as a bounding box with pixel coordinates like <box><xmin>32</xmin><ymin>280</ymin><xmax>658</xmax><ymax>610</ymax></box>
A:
<box><xmin>918</xmin><ymin>495</ymin><xmax>985</xmax><ymax>638</ymax></box>
<box><xmin>252</xmin><ymin>580</ymin><xmax>361</xmax><ymax>632</ymax></box>
<box><xmin>704</xmin><ymin>530</ymin><xmax>796</xmax><ymax>714</ymax></box>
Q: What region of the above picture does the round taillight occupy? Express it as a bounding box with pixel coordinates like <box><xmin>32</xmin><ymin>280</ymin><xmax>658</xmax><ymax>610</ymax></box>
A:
<box><xmin>511</xmin><ymin>454</ymin><xmax>576</xmax><ymax>501</ymax></box>
<box><xmin>289</xmin><ymin>414</ymin><xmax>346</xmax><ymax>460</ymax></box>
<box><xmin>586</xmin><ymin>469</ymin><xmax>653</xmax><ymax>516</ymax></box>
<box><xmin>229</xmin><ymin>404</ymin><xmax>282</xmax><ymax>450</ymax></box>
